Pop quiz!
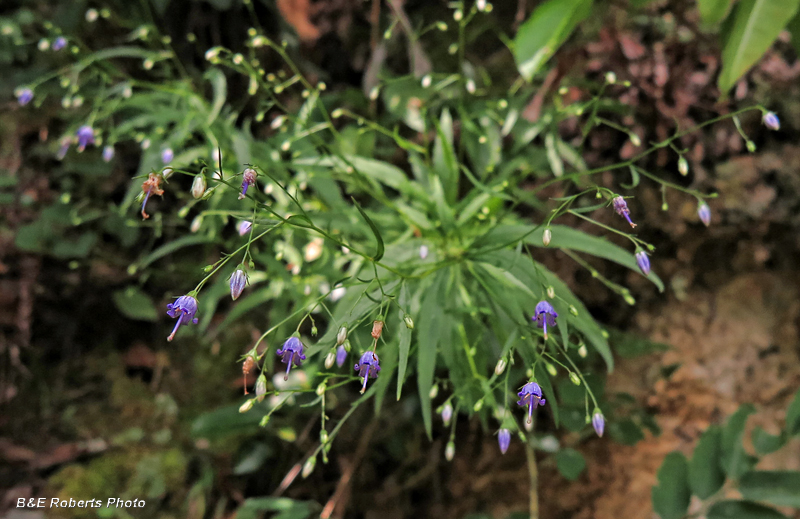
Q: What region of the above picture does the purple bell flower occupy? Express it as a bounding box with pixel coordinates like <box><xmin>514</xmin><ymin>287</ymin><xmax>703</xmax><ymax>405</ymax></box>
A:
<box><xmin>16</xmin><ymin>88</ymin><xmax>33</xmax><ymax>106</ymax></box>
<box><xmin>76</xmin><ymin>125</ymin><xmax>94</xmax><ymax>152</ymax></box>
<box><xmin>354</xmin><ymin>350</ymin><xmax>381</xmax><ymax>394</ymax></box>
<box><xmin>762</xmin><ymin>111</ymin><xmax>780</xmax><ymax>131</ymax></box>
<box><xmin>52</xmin><ymin>36</ymin><xmax>67</xmax><ymax>51</ymax></box>
<box><xmin>336</xmin><ymin>345</ymin><xmax>348</xmax><ymax>367</ymax></box>
<box><xmin>166</xmin><ymin>295</ymin><xmax>199</xmax><ymax>341</ymax></box>
<box><xmin>239</xmin><ymin>168</ymin><xmax>257</xmax><ymax>200</ymax></box>
<box><xmin>103</xmin><ymin>145</ymin><xmax>115</xmax><ymax>162</ymax></box>
<box><xmin>161</xmin><ymin>148</ymin><xmax>174</xmax><ymax>164</ymax></box>
<box><xmin>517</xmin><ymin>381</ymin><xmax>546</xmax><ymax>424</ymax></box>
<box><xmin>230</xmin><ymin>269</ymin><xmax>247</xmax><ymax>300</ymax></box>
<box><xmin>533</xmin><ymin>300</ymin><xmax>558</xmax><ymax>340</ymax></box>
<box><xmin>276</xmin><ymin>336</ymin><xmax>306</xmax><ymax>381</ymax></box>
<box><xmin>237</xmin><ymin>221</ymin><xmax>252</xmax><ymax>236</ymax></box>
<box><xmin>498</xmin><ymin>428</ymin><xmax>511</xmax><ymax>454</ymax></box>
<box><xmin>612</xmin><ymin>196</ymin><xmax>637</xmax><ymax>228</ymax></box>
<box><xmin>592</xmin><ymin>410</ymin><xmax>605</xmax><ymax>438</ymax></box>
<box><xmin>698</xmin><ymin>202</ymin><xmax>711</xmax><ymax>227</ymax></box>
<box><xmin>635</xmin><ymin>251</ymin><xmax>650</xmax><ymax>276</ymax></box>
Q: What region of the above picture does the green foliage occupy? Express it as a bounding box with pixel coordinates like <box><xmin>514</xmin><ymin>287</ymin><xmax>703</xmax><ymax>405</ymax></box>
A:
<box><xmin>652</xmin><ymin>452</ymin><xmax>691</xmax><ymax>519</ymax></box>
<box><xmin>688</xmin><ymin>425</ymin><xmax>725</xmax><ymax>499</ymax></box>
<box><xmin>555</xmin><ymin>448</ymin><xmax>586</xmax><ymax>480</ymax></box>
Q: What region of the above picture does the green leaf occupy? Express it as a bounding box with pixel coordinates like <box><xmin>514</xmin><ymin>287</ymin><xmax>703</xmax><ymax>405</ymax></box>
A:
<box><xmin>351</xmin><ymin>198</ymin><xmax>384</xmax><ymax>262</ymax></box>
<box><xmin>513</xmin><ymin>0</ymin><xmax>593</xmax><ymax>81</ymax></box>
<box><xmin>707</xmin><ymin>500</ymin><xmax>788</xmax><ymax>519</ymax></box>
<box><xmin>785</xmin><ymin>387</ymin><xmax>800</xmax><ymax>436</ymax></box>
<box><xmin>135</xmin><ymin>234</ymin><xmax>215</xmax><ymax>271</ymax></box>
<box><xmin>112</xmin><ymin>287</ymin><xmax>159</xmax><ymax>322</ymax></box>
<box><xmin>789</xmin><ymin>11</ymin><xmax>800</xmax><ymax>55</ymax></box>
<box><xmin>417</xmin><ymin>270</ymin><xmax>448</xmax><ymax>439</ymax></box>
<box><xmin>205</xmin><ymin>67</ymin><xmax>227</xmax><ymax>126</ymax></box>
<box><xmin>190</xmin><ymin>401</ymin><xmax>266</xmax><ymax>440</ymax></box>
<box><xmin>433</xmin><ymin>109</ymin><xmax>458</xmax><ymax>204</ymax></box>
<box><xmin>699</xmin><ymin>0</ymin><xmax>734</xmax><ymax>26</ymax></box>
<box><xmin>740</xmin><ymin>471</ymin><xmax>800</xmax><ymax>507</ymax></box>
<box><xmin>235</xmin><ymin>497</ymin><xmax>314</xmax><ymax>519</ymax></box>
<box><xmin>396</xmin><ymin>313</ymin><xmax>413</xmax><ymax>400</ymax></box>
<box><xmin>688</xmin><ymin>425</ymin><xmax>725</xmax><ymax>499</ymax></box>
<box><xmin>717</xmin><ymin>0</ymin><xmax>800</xmax><ymax>95</ymax></box>
<box><xmin>652</xmin><ymin>452</ymin><xmax>691</xmax><ymax>519</ymax></box>
<box><xmin>751</xmin><ymin>427</ymin><xmax>785</xmax><ymax>455</ymax></box>
<box><xmin>555</xmin><ymin>448</ymin><xmax>586</xmax><ymax>480</ymax></box>
<box><xmin>721</xmin><ymin>404</ymin><xmax>756</xmax><ymax>478</ymax></box>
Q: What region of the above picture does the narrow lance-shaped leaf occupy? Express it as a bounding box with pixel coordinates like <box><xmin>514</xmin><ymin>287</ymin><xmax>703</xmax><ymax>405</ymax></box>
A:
<box><xmin>351</xmin><ymin>197</ymin><xmax>384</xmax><ymax>262</ymax></box>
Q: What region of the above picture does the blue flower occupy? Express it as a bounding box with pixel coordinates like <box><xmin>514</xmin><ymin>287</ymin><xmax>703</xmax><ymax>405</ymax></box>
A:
<box><xmin>76</xmin><ymin>125</ymin><xmax>94</xmax><ymax>152</ymax></box>
<box><xmin>533</xmin><ymin>300</ymin><xmax>558</xmax><ymax>340</ymax></box>
<box><xmin>276</xmin><ymin>336</ymin><xmax>306</xmax><ymax>381</ymax></box>
<box><xmin>612</xmin><ymin>196</ymin><xmax>637</xmax><ymax>228</ymax></box>
<box><xmin>635</xmin><ymin>251</ymin><xmax>650</xmax><ymax>276</ymax></box>
<box><xmin>498</xmin><ymin>428</ymin><xmax>511</xmax><ymax>454</ymax></box>
<box><xmin>336</xmin><ymin>345</ymin><xmax>348</xmax><ymax>367</ymax></box>
<box><xmin>16</xmin><ymin>88</ymin><xmax>33</xmax><ymax>106</ymax></box>
<box><xmin>762</xmin><ymin>111</ymin><xmax>780</xmax><ymax>131</ymax></box>
<box><xmin>517</xmin><ymin>381</ymin><xmax>546</xmax><ymax>424</ymax></box>
<box><xmin>239</xmin><ymin>168</ymin><xmax>257</xmax><ymax>200</ymax></box>
<box><xmin>161</xmin><ymin>148</ymin><xmax>174</xmax><ymax>164</ymax></box>
<box><xmin>52</xmin><ymin>36</ymin><xmax>67</xmax><ymax>51</ymax></box>
<box><xmin>230</xmin><ymin>269</ymin><xmax>247</xmax><ymax>300</ymax></box>
<box><xmin>166</xmin><ymin>295</ymin><xmax>199</xmax><ymax>341</ymax></box>
<box><xmin>698</xmin><ymin>202</ymin><xmax>711</xmax><ymax>227</ymax></box>
<box><xmin>237</xmin><ymin>220</ymin><xmax>252</xmax><ymax>236</ymax></box>
<box><xmin>592</xmin><ymin>410</ymin><xmax>605</xmax><ymax>438</ymax></box>
<box><xmin>102</xmin><ymin>145</ymin><xmax>115</xmax><ymax>162</ymax></box>
<box><xmin>354</xmin><ymin>351</ymin><xmax>381</xmax><ymax>393</ymax></box>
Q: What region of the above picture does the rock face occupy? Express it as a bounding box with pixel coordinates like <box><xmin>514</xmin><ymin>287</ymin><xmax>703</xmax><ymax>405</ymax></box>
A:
<box><xmin>543</xmin><ymin>273</ymin><xmax>800</xmax><ymax>519</ymax></box>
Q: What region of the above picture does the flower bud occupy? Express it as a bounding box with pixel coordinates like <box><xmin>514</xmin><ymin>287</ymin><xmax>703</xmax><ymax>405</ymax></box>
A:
<box><xmin>311</xmin><ymin>325</ymin><xmax>318</xmax><ymax>336</ymax></box>
<box><xmin>320</xmin><ymin>430</ymin><xmax>328</xmax><ymax>443</ymax></box>
<box><xmin>445</xmin><ymin>441</ymin><xmax>455</xmax><ymax>461</ymax></box>
<box><xmin>316</xmin><ymin>383</ymin><xmax>326</xmax><ymax>396</ymax></box>
<box><xmin>546</xmin><ymin>362</ymin><xmax>557</xmax><ymax>377</ymax></box>
<box><xmin>498</xmin><ymin>428</ymin><xmax>511</xmax><ymax>454</ymax></box>
<box><xmin>678</xmin><ymin>156</ymin><xmax>689</xmax><ymax>176</ymax></box>
<box><xmin>404</xmin><ymin>315</ymin><xmax>414</xmax><ymax>329</ymax></box>
<box><xmin>255</xmin><ymin>374</ymin><xmax>267</xmax><ymax>402</ymax></box>
<box><xmin>230</xmin><ymin>269</ymin><xmax>247</xmax><ymax>300</ymax></box>
<box><xmin>343</xmin><ymin>339</ymin><xmax>351</xmax><ymax>353</ymax></box>
<box><xmin>746</xmin><ymin>141</ymin><xmax>757</xmax><ymax>153</ymax></box>
<box><xmin>592</xmin><ymin>409</ymin><xmax>605</xmax><ymax>437</ymax></box>
<box><xmin>441</xmin><ymin>402</ymin><xmax>453</xmax><ymax>425</ymax></box>
<box><xmin>192</xmin><ymin>175</ymin><xmax>207</xmax><ymax>199</ymax></box>
<box><xmin>473</xmin><ymin>400</ymin><xmax>483</xmax><ymax>412</ymax></box>
<box><xmin>494</xmin><ymin>358</ymin><xmax>507</xmax><ymax>376</ymax></box>
<box><xmin>605</xmin><ymin>71</ymin><xmax>616</xmax><ymax>84</ymax></box>
<box><xmin>698</xmin><ymin>202</ymin><xmax>711</xmax><ymax>227</ymax></box>
<box><xmin>569</xmin><ymin>372</ymin><xmax>581</xmax><ymax>385</ymax></box>
<box><xmin>336</xmin><ymin>325</ymin><xmax>347</xmax><ymax>346</ymax></box>
<box><xmin>543</xmin><ymin>229</ymin><xmax>551</xmax><ymax>246</ymax></box>
<box><xmin>336</xmin><ymin>345</ymin><xmax>347</xmax><ymax>367</ymax></box>
<box><xmin>302</xmin><ymin>456</ymin><xmax>316</xmax><ymax>478</ymax></box>
<box><xmin>239</xmin><ymin>399</ymin><xmax>255</xmax><ymax>413</ymax></box>
<box><xmin>569</xmin><ymin>305</ymin><xmax>578</xmax><ymax>316</ymax></box>
<box><xmin>629</xmin><ymin>134</ymin><xmax>641</xmax><ymax>147</ymax></box>
<box><xmin>429</xmin><ymin>384</ymin><xmax>439</xmax><ymax>399</ymax></box>
<box><xmin>546</xmin><ymin>286</ymin><xmax>555</xmax><ymax>299</ymax></box>
<box><xmin>762</xmin><ymin>111</ymin><xmax>780</xmax><ymax>131</ymax></box>
<box><xmin>635</xmin><ymin>251</ymin><xmax>651</xmax><ymax>276</ymax></box>
<box><xmin>324</xmin><ymin>351</ymin><xmax>336</xmax><ymax>369</ymax></box>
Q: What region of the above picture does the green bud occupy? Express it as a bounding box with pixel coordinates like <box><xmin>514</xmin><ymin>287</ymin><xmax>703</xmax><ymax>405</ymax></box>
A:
<box><xmin>336</xmin><ymin>325</ymin><xmax>347</xmax><ymax>346</ymax></box>
<box><xmin>746</xmin><ymin>141</ymin><xmax>756</xmax><ymax>153</ymax></box>
<box><xmin>623</xmin><ymin>293</ymin><xmax>636</xmax><ymax>306</ymax></box>
<box><xmin>569</xmin><ymin>372</ymin><xmax>581</xmax><ymax>385</ymax></box>
<box><xmin>316</xmin><ymin>383</ymin><xmax>326</xmax><ymax>396</ymax></box>
<box><xmin>343</xmin><ymin>339</ymin><xmax>351</xmax><ymax>353</ymax></box>
<box><xmin>546</xmin><ymin>362</ymin><xmax>557</xmax><ymax>377</ymax></box>
<box><xmin>578</xmin><ymin>344</ymin><xmax>588</xmax><ymax>358</ymax></box>
<box><xmin>546</xmin><ymin>286</ymin><xmax>555</xmax><ymax>299</ymax></box>
<box><xmin>473</xmin><ymin>400</ymin><xmax>483</xmax><ymax>412</ymax></box>
<box><xmin>569</xmin><ymin>305</ymin><xmax>578</xmax><ymax>316</ymax></box>
<box><xmin>259</xmin><ymin>415</ymin><xmax>270</xmax><ymax>427</ymax></box>
<box><xmin>678</xmin><ymin>156</ymin><xmax>689</xmax><ymax>176</ymax></box>
<box><xmin>302</xmin><ymin>456</ymin><xmax>316</xmax><ymax>478</ymax></box>
<box><xmin>494</xmin><ymin>358</ymin><xmax>507</xmax><ymax>376</ymax></box>
<box><xmin>239</xmin><ymin>399</ymin><xmax>255</xmax><ymax>413</ymax></box>
<box><xmin>445</xmin><ymin>441</ymin><xmax>455</xmax><ymax>461</ymax></box>
<box><xmin>311</xmin><ymin>326</ymin><xmax>318</xmax><ymax>336</ymax></box>
<box><xmin>324</xmin><ymin>351</ymin><xmax>335</xmax><ymax>369</ymax></box>
<box><xmin>404</xmin><ymin>315</ymin><xmax>414</xmax><ymax>329</ymax></box>
<box><xmin>429</xmin><ymin>384</ymin><xmax>439</xmax><ymax>399</ymax></box>
<box><xmin>320</xmin><ymin>430</ymin><xmax>328</xmax><ymax>443</ymax></box>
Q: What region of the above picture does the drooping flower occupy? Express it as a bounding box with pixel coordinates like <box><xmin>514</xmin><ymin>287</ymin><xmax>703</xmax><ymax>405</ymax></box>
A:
<box><xmin>532</xmin><ymin>301</ymin><xmax>558</xmax><ymax>340</ymax></box>
<box><xmin>371</xmin><ymin>320</ymin><xmax>384</xmax><ymax>340</ymax></box>
<box><xmin>498</xmin><ymin>428</ymin><xmax>511</xmax><ymax>454</ymax></box>
<box><xmin>52</xmin><ymin>36</ymin><xmax>67</xmax><ymax>51</ymax></box>
<box><xmin>517</xmin><ymin>381</ymin><xmax>546</xmax><ymax>424</ymax></box>
<box><xmin>102</xmin><ymin>145</ymin><xmax>115</xmax><ymax>162</ymax></box>
<box><xmin>354</xmin><ymin>350</ymin><xmax>381</xmax><ymax>393</ymax></box>
<box><xmin>161</xmin><ymin>148</ymin><xmax>174</xmax><ymax>164</ymax></box>
<box><xmin>276</xmin><ymin>336</ymin><xmax>306</xmax><ymax>381</ymax></box>
<box><xmin>592</xmin><ymin>410</ymin><xmax>605</xmax><ymax>438</ymax></box>
<box><xmin>336</xmin><ymin>345</ymin><xmax>347</xmax><ymax>367</ymax></box>
<box><xmin>166</xmin><ymin>295</ymin><xmax>199</xmax><ymax>341</ymax></box>
<box><xmin>239</xmin><ymin>168</ymin><xmax>257</xmax><ymax>200</ymax></box>
<box><xmin>140</xmin><ymin>172</ymin><xmax>164</xmax><ymax>220</ymax></box>
<box><xmin>698</xmin><ymin>202</ymin><xmax>711</xmax><ymax>227</ymax></box>
<box><xmin>16</xmin><ymin>88</ymin><xmax>33</xmax><ymax>106</ymax></box>
<box><xmin>762</xmin><ymin>111</ymin><xmax>780</xmax><ymax>131</ymax></box>
<box><xmin>237</xmin><ymin>220</ymin><xmax>252</xmax><ymax>236</ymax></box>
<box><xmin>230</xmin><ymin>269</ymin><xmax>247</xmax><ymax>300</ymax></box>
<box><xmin>76</xmin><ymin>125</ymin><xmax>94</xmax><ymax>152</ymax></box>
<box><xmin>635</xmin><ymin>251</ymin><xmax>650</xmax><ymax>276</ymax></box>
<box><xmin>612</xmin><ymin>196</ymin><xmax>636</xmax><ymax>228</ymax></box>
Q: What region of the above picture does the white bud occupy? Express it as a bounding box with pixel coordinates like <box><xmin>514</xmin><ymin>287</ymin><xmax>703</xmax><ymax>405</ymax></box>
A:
<box><xmin>239</xmin><ymin>399</ymin><xmax>255</xmax><ymax>413</ymax></box>
<box><xmin>494</xmin><ymin>358</ymin><xmax>507</xmax><ymax>376</ymax></box>
<box><xmin>605</xmin><ymin>72</ymin><xmax>616</xmax><ymax>84</ymax></box>
<box><xmin>336</xmin><ymin>325</ymin><xmax>347</xmax><ymax>346</ymax></box>
<box><xmin>543</xmin><ymin>229</ymin><xmax>551</xmax><ymax>246</ymax></box>
<box><xmin>546</xmin><ymin>286</ymin><xmax>555</xmax><ymax>299</ymax></box>
<box><xmin>429</xmin><ymin>385</ymin><xmax>439</xmax><ymax>399</ymax></box>
<box><xmin>324</xmin><ymin>352</ymin><xmax>336</xmax><ymax>369</ymax></box>
<box><xmin>85</xmin><ymin>8</ymin><xmax>99</xmax><ymax>22</ymax></box>
<box><xmin>191</xmin><ymin>175</ymin><xmax>207</xmax><ymax>199</ymax></box>
<box><xmin>302</xmin><ymin>456</ymin><xmax>316</xmax><ymax>478</ymax></box>
<box><xmin>578</xmin><ymin>344</ymin><xmax>588</xmax><ymax>358</ymax></box>
<box><xmin>678</xmin><ymin>156</ymin><xmax>689</xmax><ymax>176</ymax></box>
<box><xmin>445</xmin><ymin>441</ymin><xmax>455</xmax><ymax>461</ymax></box>
<box><xmin>421</xmin><ymin>75</ymin><xmax>432</xmax><ymax>88</ymax></box>
<box><xmin>316</xmin><ymin>383</ymin><xmax>326</xmax><ymax>396</ymax></box>
<box><xmin>466</xmin><ymin>79</ymin><xmax>476</xmax><ymax>94</ymax></box>
<box><xmin>630</xmin><ymin>134</ymin><xmax>641</xmax><ymax>147</ymax></box>
<box><xmin>190</xmin><ymin>215</ymin><xmax>203</xmax><ymax>233</ymax></box>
